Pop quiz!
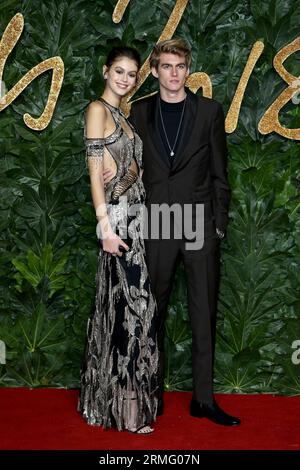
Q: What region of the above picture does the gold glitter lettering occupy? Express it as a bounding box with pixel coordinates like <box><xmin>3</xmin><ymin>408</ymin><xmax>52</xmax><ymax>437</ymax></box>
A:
<box><xmin>0</xmin><ymin>13</ymin><xmax>64</xmax><ymax>131</ymax></box>
<box><xmin>186</xmin><ymin>72</ymin><xmax>212</xmax><ymax>97</ymax></box>
<box><xmin>258</xmin><ymin>37</ymin><xmax>300</xmax><ymax>140</ymax></box>
<box><xmin>112</xmin><ymin>0</ymin><xmax>131</xmax><ymax>23</ymax></box>
<box><xmin>225</xmin><ymin>41</ymin><xmax>264</xmax><ymax>133</ymax></box>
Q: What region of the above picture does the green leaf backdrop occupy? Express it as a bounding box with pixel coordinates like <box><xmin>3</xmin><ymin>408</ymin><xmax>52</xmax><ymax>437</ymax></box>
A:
<box><xmin>0</xmin><ymin>0</ymin><xmax>299</xmax><ymax>393</ymax></box>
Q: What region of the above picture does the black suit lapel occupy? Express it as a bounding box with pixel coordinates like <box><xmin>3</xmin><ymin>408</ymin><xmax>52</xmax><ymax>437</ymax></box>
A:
<box><xmin>171</xmin><ymin>88</ymin><xmax>198</xmax><ymax>172</ymax></box>
<box><xmin>147</xmin><ymin>93</ymin><xmax>170</xmax><ymax>170</ymax></box>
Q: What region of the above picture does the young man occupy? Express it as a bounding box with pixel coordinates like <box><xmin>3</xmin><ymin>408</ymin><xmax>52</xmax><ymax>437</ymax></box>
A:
<box><xmin>105</xmin><ymin>39</ymin><xmax>240</xmax><ymax>426</ymax></box>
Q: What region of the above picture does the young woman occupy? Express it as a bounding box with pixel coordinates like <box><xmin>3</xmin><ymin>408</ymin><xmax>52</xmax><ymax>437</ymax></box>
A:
<box><xmin>78</xmin><ymin>47</ymin><xmax>158</xmax><ymax>434</ymax></box>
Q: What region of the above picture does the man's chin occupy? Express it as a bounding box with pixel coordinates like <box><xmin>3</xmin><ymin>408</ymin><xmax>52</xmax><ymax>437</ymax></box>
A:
<box><xmin>166</xmin><ymin>85</ymin><xmax>185</xmax><ymax>93</ymax></box>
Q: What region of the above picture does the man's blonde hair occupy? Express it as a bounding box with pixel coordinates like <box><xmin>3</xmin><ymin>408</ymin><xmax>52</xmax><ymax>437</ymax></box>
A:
<box><xmin>149</xmin><ymin>38</ymin><xmax>192</xmax><ymax>70</ymax></box>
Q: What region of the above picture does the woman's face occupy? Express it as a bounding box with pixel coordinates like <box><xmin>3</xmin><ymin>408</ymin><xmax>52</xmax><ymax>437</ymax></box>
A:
<box><xmin>104</xmin><ymin>57</ymin><xmax>138</xmax><ymax>97</ymax></box>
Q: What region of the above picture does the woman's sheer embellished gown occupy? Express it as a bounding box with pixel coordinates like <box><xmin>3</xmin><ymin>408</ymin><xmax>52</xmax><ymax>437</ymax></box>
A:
<box><xmin>78</xmin><ymin>98</ymin><xmax>159</xmax><ymax>431</ymax></box>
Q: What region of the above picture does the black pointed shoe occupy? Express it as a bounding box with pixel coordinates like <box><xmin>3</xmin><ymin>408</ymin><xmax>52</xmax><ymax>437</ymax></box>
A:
<box><xmin>190</xmin><ymin>399</ymin><xmax>241</xmax><ymax>426</ymax></box>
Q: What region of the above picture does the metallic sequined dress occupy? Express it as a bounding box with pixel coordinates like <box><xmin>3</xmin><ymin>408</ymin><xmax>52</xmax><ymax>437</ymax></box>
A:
<box><xmin>78</xmin><ymin>99</ymin><xmax>159</xmax><ymax>431</ymax></box>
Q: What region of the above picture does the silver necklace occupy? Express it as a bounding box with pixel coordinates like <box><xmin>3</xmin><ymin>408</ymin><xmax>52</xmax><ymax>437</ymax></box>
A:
<box><xmin>158</xmin><ymin>96</ymin><xmax>186</xmax><ymax>157</ymax></box>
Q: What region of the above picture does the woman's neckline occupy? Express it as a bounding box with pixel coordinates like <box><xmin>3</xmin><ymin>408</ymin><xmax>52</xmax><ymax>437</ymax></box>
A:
<box><xmin>99</xmin><ymin>97</ymin><xmax>120</xmax><ymax>111</ymax></box>
<box><xmin>96</xmin><ymin>97</ymin><xmax>134</xmax><ymax>140</ymax></box>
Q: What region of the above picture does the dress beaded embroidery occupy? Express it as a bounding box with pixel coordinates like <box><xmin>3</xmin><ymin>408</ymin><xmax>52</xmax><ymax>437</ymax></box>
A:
<box><xmin>78</xmin><ymin>98</ymin><xmax>159</xmax><ymax>430</ymax></box>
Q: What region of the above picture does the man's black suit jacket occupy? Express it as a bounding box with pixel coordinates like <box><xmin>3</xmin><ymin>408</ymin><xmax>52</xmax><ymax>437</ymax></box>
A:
<box><xmin>129</xmin><ymin>88</ymin><xmax>230</xmax><ymax>238</ymax></box>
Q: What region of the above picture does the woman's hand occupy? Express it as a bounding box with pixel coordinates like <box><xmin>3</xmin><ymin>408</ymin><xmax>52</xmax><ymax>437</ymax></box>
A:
<box><xmin>102</xmin><ymin>231</ymin><xmax>129</xmax><ymax>257</ymax></box>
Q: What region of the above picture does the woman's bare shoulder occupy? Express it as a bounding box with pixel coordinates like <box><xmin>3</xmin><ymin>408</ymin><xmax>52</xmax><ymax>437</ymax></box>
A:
<box><xmin>86</xmin><ymin>99</ymin><xmax>107</xmax><ymax>116</ymax></box>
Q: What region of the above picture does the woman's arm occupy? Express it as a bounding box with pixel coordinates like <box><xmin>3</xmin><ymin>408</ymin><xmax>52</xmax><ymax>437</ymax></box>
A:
<box><xmin>85</xmin><ymin>101</ymin><xmax>129</xmax><ymax>256</ymax></box>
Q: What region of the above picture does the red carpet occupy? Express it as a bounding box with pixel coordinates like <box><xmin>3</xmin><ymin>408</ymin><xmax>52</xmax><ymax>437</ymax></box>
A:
<box><xmin>0</xmin><ymin>388</ymin><xmax>299</xmax><ymax>450</ymax></box>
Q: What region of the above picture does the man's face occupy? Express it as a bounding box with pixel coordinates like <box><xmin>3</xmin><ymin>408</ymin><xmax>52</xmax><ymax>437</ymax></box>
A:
<box><xmin>151</xmin><ymin>53</ymin><xmax>189</xmax><ymax>93</ymax></box>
